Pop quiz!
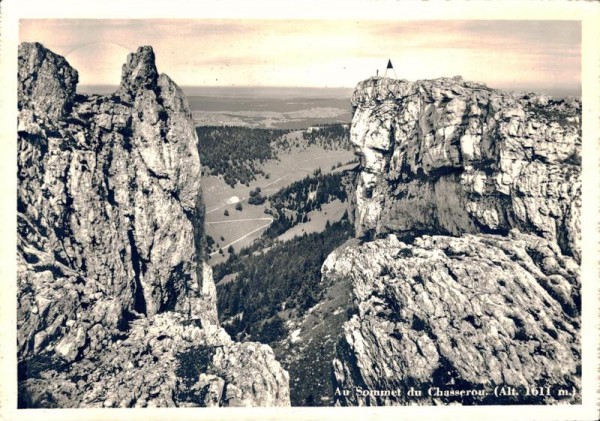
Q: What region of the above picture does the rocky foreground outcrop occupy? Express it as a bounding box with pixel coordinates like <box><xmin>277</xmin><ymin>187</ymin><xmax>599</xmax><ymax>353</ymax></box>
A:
<box><xmin>325</xmin><ymin>232</ymin><xmax>580</xmax><ymax>405</ymax></box>
<box><xmin>326</xmin><ymin>76</ymin><xmax>581</xmax><ymax>405</ymax></box>
<box><xmin>17</xmin><ymin>42</ymin><xmax>289</xmax><ymax>407</ymax></box>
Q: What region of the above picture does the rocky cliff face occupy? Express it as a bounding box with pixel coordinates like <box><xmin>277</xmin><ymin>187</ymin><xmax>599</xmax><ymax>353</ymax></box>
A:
<box><xmin>17</xmin><ymin>42</ymin><xmax>289</xmax><ymax>407</ymax></box>
<box><xmin>350</xmin><ymin>77</ymin><xmax>581</xmax><ymax>262</ymax></box>
<box><xmin>327</xmin><ymin>76</ymin><xmax>581</xmax><ymax>405</ymax></box>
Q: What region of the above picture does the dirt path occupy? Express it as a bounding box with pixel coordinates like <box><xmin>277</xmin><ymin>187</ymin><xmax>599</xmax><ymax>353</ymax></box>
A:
<box><xmin>206</xmin><ymin>217</ymin><xmax>273</xmax><ymax>225</ymax></box>
<box><xmin>206</xmin><ymin>200</ymin><xmax>245</xmax><ymax>215</ymax></box>
<box><xmin>297</xmin><ymin>152</ymin><xmax>352</xmax><ymax>163</ymax></box>
<box><xmin>206</xmin><ymin>175</ymin><xmax>290</xmax><ymax>215</ymax></box>
<box><xmin>209</xmin><ymin>217</ymin><xmax>274</xmax><ymax>256</ymax></box>
<box><xmin>259</xmin><ymin>174</ymin><xmax>289</xmax><ymax>189</ymax></box>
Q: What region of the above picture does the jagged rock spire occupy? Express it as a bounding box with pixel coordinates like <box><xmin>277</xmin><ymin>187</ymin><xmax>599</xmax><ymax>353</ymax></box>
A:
<box><xmin>118</xmin><ymin>45</ymin><xmax>159</xmax><ymax>101</ymax></box>
<box><xmin>17</xmin><ymin>42</ymin><xmax>78</xmax><ymax>119</ymax></box>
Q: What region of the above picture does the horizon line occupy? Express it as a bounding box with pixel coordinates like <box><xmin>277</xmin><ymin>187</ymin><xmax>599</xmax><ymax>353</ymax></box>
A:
<box><xmin>76</xmin><ymin>82</ymin><xmax>582</xmax><ymax>96</ymax></box>
<box><xmin>77</xmin><ymin>84</ymin><xmax>357</xmax><ymax>89</ymax></box>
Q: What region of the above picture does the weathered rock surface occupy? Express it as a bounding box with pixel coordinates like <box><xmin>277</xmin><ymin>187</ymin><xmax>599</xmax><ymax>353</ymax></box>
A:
<box><xmin>17</xmin><ymin>42</ymin><xmax>289</xmax><ymax>407</ymax></box>
<box><xmin>324</xmin><ymin>76</ymin><xmax>581</xmax><ymax>406</ymax></box>
<box><xmin>18</xmin><ymin>42</ymin><xmax>79</xmax><ymax>119</ymax></box>
<box><xmin>20</xmin><ymin>313</ymin><xmax>289</xmax><ymax>408</ymax></box>
<box><xmin>350</xmin><ymin>77</ymin><xmax>581</xmax><ymax>262</ymax></box>
<box><xmin>325</xmin><ymin>232</ymin><xmax>580</xmax><ymax>405</ymax></box>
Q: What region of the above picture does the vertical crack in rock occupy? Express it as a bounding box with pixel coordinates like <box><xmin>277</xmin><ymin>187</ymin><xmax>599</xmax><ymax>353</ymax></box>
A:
<box><xmin>126</xmin><ymin>227</ymin><xmax>147</xmax><ymax>317</ymax></box>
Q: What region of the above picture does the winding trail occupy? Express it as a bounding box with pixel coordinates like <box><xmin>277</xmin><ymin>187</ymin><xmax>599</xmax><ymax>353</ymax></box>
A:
<box><xmin>206</xmin><ymin>217</ymin><xmax>273</xmax><ymax>225</ymax></box>
<box><xmin>209</xmin><ymin>217</ymin><xmax>274</xmax><ymax>256</ymax></box>
<box><xmin>259</xmin><ymin>174</ymin><xmax>289</xmax><ymax>189</ymax></box>
<box><xmin>206</xmin><ymin>201</ymin><xmax>244</xmax><ymax>215</ymax></box>
<box><xmin>205</xmin><ymin>175</ymin><xmax>289</xmax><ymax>215</ymax></box>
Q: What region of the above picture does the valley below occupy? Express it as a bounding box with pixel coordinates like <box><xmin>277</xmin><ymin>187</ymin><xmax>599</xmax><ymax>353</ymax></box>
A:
<box><xmin>189</xmin><ymin>90</ymin><xmax>357</xmax><ymax>263</ymax></box>
<box><xmin>189</xmin><ymin>90</ymin><xmax>360</xmax><ymax>405</ymax></box>
<box><xmin>202</xmin><ymin>136</ymin><xmax>355</xmax><ymax>264</ymax></box>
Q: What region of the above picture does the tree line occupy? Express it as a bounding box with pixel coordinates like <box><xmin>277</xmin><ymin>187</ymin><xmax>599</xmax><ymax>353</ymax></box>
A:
<box><xmin>196</xmin><ymin>124</ymin><xmax>352</xmax><ymax>187</ymax></box>
<box><xmin>261</xmin><ymin>170</ymin><xmax>353</xmax><ymax>238</ymax></box>
<box><xmin>302</xmin><ymin>123</ymin><xmax>351</xmax><ymax>150</ymax></box>
<box><xmin>215</xmin><ymin>216</ymin><xmax>354</xmax><ymax>345</ymax></box>
<box><xmin>196</xmin><ymin>126</ymin><xmax>288</xmax><ymax>187</ymax></box>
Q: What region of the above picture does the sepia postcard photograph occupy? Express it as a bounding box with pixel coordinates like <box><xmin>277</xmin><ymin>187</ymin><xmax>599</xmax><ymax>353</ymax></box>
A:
<box><xmin>1</xmin><ymin>1</ymin><xmax>599</xmax><ymax>420</ymax></box>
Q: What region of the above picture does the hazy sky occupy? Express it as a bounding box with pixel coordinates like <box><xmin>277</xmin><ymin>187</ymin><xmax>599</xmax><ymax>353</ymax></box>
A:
<box><xmin>19</xmin><ymin>19</ymin><xmax>580</xmax><ymax>93</ymax></box>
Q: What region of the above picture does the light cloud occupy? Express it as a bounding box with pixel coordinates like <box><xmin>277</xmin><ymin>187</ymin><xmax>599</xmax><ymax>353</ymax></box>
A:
<box><xmin>19</xmin><ymin>19</ymin><xmax>580</xmax><ymax>93</ymax></box>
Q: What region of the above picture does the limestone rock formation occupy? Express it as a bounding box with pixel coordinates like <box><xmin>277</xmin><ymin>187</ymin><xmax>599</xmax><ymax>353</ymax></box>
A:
<box><xmin>20</xmin><ymin>313</ymin><xmax>289</xmax><ymax>408</ymax></box>
<box><xmin>18</xmin><ymin>42</ymin><xmax>79</xmax><ymax>119</ymax></box>
<box><xmin>17</xmin><ymin>42</ymin><xmax>289</xmax><ymax>407</ymax></box>
<box><xmin>326</xmin><ymin>76</ymin><xmax>581</xmax><ymax>405</ymax></box>
<box><xmin>325</xmin><ymin>232</ymin><xmax>580</xmax><ymax>405</ymax></box>
<box><xmin>350</xmin><ymin>77</ymin><xmax>581</xmax><ymax>262</ymax></box>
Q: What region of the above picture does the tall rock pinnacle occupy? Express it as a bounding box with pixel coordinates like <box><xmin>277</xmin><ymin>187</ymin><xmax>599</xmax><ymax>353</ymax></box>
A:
<box><xmin>118</xmin><ymin>45</ymin><xmax>159</xmax><ymax>101</ymax></box>
<box><xmin>17</xmin><ymin>43</ymin><xmax>289</xmax><ymax>408</ymax></box>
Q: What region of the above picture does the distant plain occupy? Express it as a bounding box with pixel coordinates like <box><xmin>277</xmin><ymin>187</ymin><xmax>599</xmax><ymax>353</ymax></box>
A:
<box><xmin>186</xmin><ymin>86</ymin><xmax>354</xmax><ymax>129</ymax></box>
